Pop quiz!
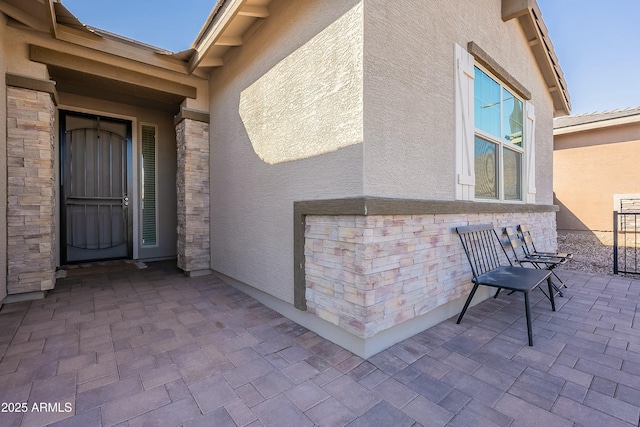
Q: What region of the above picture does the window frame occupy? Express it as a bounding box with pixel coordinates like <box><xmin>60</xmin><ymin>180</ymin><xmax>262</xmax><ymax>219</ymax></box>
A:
<box><xmin>473</xmin><ymin>64</ymin><xmax>525</xmax><ymax>202</ymax></box>
<box><xmin>140</xmin><ymin>123</ymin><xmax>158</xmax><ymax>247</ymax></box>
<box><xmin>455</xmin><ymin>42</ymin><xmax>536</xmax><ymax>204</ymax></box>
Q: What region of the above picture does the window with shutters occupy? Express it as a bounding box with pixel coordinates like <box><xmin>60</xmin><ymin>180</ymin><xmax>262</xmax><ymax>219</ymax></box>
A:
<box><xmin>141</xmin><ymin>124</ymin><xmax>157</xmax><ymax>246</ymax></box>
<box><xmin>474</xmin><ymin>66</ymin><xmax>523</xmax><ymax>201</ymax></box>
<box><xmin>455</xmin><ymin>43</ymin><xmax>536</xmax><ymax>203</ymax></box>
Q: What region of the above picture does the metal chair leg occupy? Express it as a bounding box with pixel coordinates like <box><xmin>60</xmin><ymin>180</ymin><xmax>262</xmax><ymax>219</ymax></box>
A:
<box><xmin>524</xmin><ymin>292</ymin><xmax>533</xmax><ymax>346</ymax></box>
<box><xmin>547</xmin><ymin>277</ymin><xmax>556</xmax><ymax>312</ymax></box>
<box><xmin>457</xmin><ymin>283</ymin><xmax>479</xmax><ymax>324</ymax></box>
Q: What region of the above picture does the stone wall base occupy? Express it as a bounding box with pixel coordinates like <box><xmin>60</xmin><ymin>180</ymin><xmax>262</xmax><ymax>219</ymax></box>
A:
<box><xmin>305</xmin><ymin>211</ymin><xmax>557</xmax><ymax>340</ymax></box>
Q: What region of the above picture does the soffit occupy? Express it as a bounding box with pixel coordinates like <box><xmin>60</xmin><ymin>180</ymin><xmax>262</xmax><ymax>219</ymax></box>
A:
<box><xmin>502</xmin><ymin>0</ymin><xmax>571</xmax><ymax>117</ymax></box>
<box><xmin>30</xmin><ymin>46</ymin><xmax>197</xmax><ymax>114</ymax></box>
<box><xmin>0</xmin><ymin>0</ymin><xmax>49</xmax><ymax>32</ymax></box>
<box><xmin>4</xmin><ymin>0</ymin><xmax>273</xmax><ymax>77</ymax></box>
<box><xmin>49</xmin><ymin>66</ymin><xmax>184</xmax><ymax>113</ymax></box>
<box><xmin>189</xmin><ymin>0</ymin><xmax>272</xmax><ymax>72</ymax></box>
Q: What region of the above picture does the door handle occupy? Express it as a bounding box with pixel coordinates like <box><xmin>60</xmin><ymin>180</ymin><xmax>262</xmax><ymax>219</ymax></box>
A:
<box><xmin>123</xmin><ymin>196</ymin><xmax>129</xmax><ymax>207</ymax></box>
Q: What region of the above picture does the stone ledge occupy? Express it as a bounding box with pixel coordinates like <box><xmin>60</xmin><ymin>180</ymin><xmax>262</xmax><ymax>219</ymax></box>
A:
<box><xmin>174</xmin><ymin>107</ymin><xmax>210</xmax><ymax>125</ymax></box>
<box><xmin>6</xmin><ymin>73</ymin><xmax>59</xmax><ymax>105</ymax></box>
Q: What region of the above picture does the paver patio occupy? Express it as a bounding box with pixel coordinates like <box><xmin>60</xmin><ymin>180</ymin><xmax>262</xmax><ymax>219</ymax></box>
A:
<box><xmin>0</xmin><ymin>261</ymin><xmax>638</xmax><ymax>426</ymax></box>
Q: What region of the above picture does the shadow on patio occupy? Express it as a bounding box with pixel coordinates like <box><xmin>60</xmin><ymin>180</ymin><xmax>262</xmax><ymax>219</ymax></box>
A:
<box><xmin>0</xmin><ymin>261</ymin><xmax>638</xmax><ymax>426</ymax></box>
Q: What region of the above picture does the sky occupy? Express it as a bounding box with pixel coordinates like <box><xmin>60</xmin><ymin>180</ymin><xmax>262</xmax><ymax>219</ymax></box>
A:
<box><xmin>62</xmin><ymin>0</ymin><xmax>214</xmax><ymax>52</ymax></box>
<box><xmin>537</xmin><ymin>0</ymin><xmax>640</xmax><ymax>115</ymax></box>
<box><xmin>62</xmin><ymin>0</ymin><xmax>640</xmax><ymax>116</ymax></box>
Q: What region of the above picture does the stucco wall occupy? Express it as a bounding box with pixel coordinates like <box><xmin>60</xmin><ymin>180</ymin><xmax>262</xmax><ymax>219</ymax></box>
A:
<box><xmin>208</xmin><ymin>0</ymin><xmax>558</xmax><ymax>304</ymax></box>
<box><xmin>208</xmin><ymin>0</ymin><xmax>364</xmax><ymax>303</ymax></box>
<box><xmin>554</xmin><ymin>123</ymin><xmax>640</xmax><ymax>231</ymax></box>
<box><xmin>0</xmin><ymin>15</ymin><xmax>7</xmax><ymax>303</ymax></box>
<box><xmin>4</xmin><ymin>26</ymin><xmax>50</xmax><ymax>80</ymax></box>
<box><xmin>362</xmin><ymin>0</ymin><xmax>556</xmax><ymax>204</ymax></box>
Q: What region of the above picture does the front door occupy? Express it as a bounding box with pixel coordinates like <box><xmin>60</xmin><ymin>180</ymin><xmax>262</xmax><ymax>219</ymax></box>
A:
<box><xmin>60</xmin><ymin>112</ymin><xmax>133</xmax><ymax>263</ymax></box>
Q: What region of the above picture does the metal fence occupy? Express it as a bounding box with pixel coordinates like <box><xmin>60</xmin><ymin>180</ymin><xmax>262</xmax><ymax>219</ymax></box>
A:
<box><xmin>613</xmin><ymin>211</ymin><xmax>640</xmax><ymax>275</ymax></box>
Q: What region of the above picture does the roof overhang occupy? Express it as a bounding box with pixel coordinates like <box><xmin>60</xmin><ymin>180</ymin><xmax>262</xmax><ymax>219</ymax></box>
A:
<box><xmin>502</xmin><ymin>0</ymin><xmax>571</xmax><ymax>117</ymax></box>
<box><xmin>189</xmin><ymin>0</ymin><xmax>271</xmax><ymax>73</ymax></box>
<box><xmin>30</xmin><ymin>45</ymin><xmax>197</xmax><ymax>113</ymax></box>
<box><xmin>554</xmin><ymin>114</ymin><xmax>640</xmax><ymax>136</ymax></box>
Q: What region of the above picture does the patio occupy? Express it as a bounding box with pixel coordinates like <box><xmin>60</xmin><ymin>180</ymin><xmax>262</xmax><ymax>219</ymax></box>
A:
<box><xmin>0</xmin><ymin>261</ymin><xmax>638</xmax><ymax>427</ymax></box>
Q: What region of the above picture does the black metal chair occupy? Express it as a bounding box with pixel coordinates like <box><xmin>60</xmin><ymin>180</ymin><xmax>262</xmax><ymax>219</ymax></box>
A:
<box><xmin>518</xmin><ymin>224</ymin><xmax>573</xmax><ymax>260</ymax></box>
<box><xmin>505</xmin><ymin>226</ymin><xmax>568</xmax><ymax>297</ymax></box>
<box><xmin>456</xmin><ymin>224</ymin><xmax>556</xmax><ymax>346</ymax></box>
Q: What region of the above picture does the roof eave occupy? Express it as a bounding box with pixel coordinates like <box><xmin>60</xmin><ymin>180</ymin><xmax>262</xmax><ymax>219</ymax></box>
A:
<box><xmin>554</xmin><ymin>113</ymin><xmax>640</xmax><ymax>135</ymax></box>
<box><xmin>502</xmin><ymin>0</ymin><xmax>571</xmax><ymax>117</ymax></box>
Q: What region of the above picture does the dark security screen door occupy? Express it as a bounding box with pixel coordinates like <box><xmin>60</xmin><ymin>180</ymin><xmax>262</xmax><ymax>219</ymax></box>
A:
<box><xmin>61</xmin><ymin>112</ymin><xmax>133</xmax><ymax>263</ymax></box>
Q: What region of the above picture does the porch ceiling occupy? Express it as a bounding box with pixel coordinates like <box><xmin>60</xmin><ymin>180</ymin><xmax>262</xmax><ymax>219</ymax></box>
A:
<box><xmin>30</xmin><ymin>45</ymin><xmax>197</xmax><ymax>114</ymax></box>
<box><xmin>47</xmin><ymin>66</ymin><xmax>186</xmax><ymax>114</ymax></box>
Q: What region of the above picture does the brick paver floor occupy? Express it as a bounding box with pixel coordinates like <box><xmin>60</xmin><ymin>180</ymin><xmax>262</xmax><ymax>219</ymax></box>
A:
<box><xmin>0</xmin><ymin>261</ymin><xmax>638</xmax><ymax>426</ymax></box>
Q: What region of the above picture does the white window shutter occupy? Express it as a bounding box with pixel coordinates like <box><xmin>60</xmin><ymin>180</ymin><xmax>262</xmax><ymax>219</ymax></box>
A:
<box><xmin>454</xmin><ymin>44</ymin><xmax>475</xmax><ymax>200</ymax></box>
<box><xmin>524</xmin><ymin>102</ymin><xmax>536</xmax><ymax>203</ymax></box>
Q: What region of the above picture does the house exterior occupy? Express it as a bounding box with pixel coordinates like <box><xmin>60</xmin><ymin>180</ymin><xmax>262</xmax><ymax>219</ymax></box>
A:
<box><xmin>0</xmin><ymin>0</ymin><xmax>570</xmax><ymax>357</ymax></box>
<box><xmin>554</xmin><ymin>108</ymin><xmax>640</xmax><ymax>243</ymax></box>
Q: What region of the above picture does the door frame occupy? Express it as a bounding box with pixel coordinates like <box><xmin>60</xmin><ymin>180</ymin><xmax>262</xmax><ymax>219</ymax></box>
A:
<box><xmin>59</xmin><ymin>110</ymin><xmax>135</xmax><ymax>264</ymax></box>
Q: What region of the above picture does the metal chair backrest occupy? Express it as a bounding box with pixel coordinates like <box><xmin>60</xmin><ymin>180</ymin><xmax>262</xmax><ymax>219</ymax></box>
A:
<box><xmin>456</xmin><ymin>224</ymin><xmax>513</xmax><ymax>280</ymax></box>
<box><xmin>504</xmin><ymin>226</ymin><xmax>527</xmax><ymax>261</ymax></box>
<box><xmin>517</xmin><ymin>224</ymin><xmax>537</xmax><ymax>256</ymax></box>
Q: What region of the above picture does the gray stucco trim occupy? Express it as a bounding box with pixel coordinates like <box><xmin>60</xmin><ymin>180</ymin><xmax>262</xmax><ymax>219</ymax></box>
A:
<box><xmin>174</xmin><ymin>107</ymin><xmax>210</xmax><ymax>125</ymax></box>
<box><xmin>467</xmin><ymin>41</ymin><xmax>531</xmax><ymax>101</ymax></box>
<box><xmin>6</xmin><ymin>73</ymin><xmax>59</xmax><ymax>105</ymax></box>
<box><xmin>293</xmin><ymin>197</ymin><xmax>558</xmax><ymax>309</ymax></box>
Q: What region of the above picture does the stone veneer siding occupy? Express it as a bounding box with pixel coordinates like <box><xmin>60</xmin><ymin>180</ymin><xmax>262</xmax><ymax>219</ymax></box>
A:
<box><xmin>6</xmin><ymin>86</ymin><xmax>56</xmax><ymax>294</ymax></box>
<box><xmin>176</xmin><ymin>115</ymin><xmax>211</xmax><ymax>274</ymax></box>
<box><xmin>304</xmin><ymin>211</ymin><xmax>557</xmax><ymax>339</ymax></box>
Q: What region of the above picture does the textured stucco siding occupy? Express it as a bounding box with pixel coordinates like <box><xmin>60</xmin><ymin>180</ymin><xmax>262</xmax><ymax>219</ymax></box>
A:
<box><xmin>362</xmin><ymin>0</ymin><xmax>556</xmax><ymax>204</ymax></box>
<box><xmin>208</xmin><ymin>0</ymin><xmax>558</xmax><ymax>304</ymax></box>
<box><xmin>554</xmin><ymin>123</ymin><xmax>640</xmax><ymax>232</ymax></box>
<box><xmin>208</xmin><ymin>0</ymin><xmax>365</xmax><ymax>303</ymax></box>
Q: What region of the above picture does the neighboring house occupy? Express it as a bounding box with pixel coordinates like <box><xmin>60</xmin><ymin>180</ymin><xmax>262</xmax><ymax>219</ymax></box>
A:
<box><xmin>0</xmin><ymin>0</ymin><xmax>570</xmax><ymax>357</ymax></box>
<box><xmin>554</xmin><ymin>107</ymin><xmax>640</xmax><ymax>244</ymax></box>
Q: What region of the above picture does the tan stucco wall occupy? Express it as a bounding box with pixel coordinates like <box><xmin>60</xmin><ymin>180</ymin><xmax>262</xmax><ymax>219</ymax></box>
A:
<box><xmin>0</xmin><ymin>15</ymin><xmax>8</xmax><ymax>303</ymax></box>
<box><xmin>59</xmin><ymin>93</ymin><xmax>178</xmax><ymax>262</ymax></box>
<box><xmin>362</xmin><ymin>0</ymin><xmax>556</xmax><ymax>204</ymax></box>
<box><xmin>554</xmin><ymin>123</ymin><xmax>640</xmax><ymax>231</ymax></box>
<box><xmin>208</xmin><ymin>0</ymin><xmax>558</xmax><ymax>304</ymax></box>
<box><xmin>208</xmin><ymin>0</ymin><xmax>364</xmax><ymax>303</ymax></box>
<box><xmin>5</xmin><ymin>26</ymin><xmax>50</xmax><ymax>80</ymax></box>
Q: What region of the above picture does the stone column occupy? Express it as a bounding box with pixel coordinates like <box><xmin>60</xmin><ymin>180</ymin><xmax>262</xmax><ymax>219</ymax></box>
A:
<box><xmin>6</xmin><ymin>80</ymin><xmax>57</xmax><ymax>296</ymax></box>
<box><xmin>175</xmin><ymin>108</ymin><xmax>211</xmax><ymax>276</ymax></box>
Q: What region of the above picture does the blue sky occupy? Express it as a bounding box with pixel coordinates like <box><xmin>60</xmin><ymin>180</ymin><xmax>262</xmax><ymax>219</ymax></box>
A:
<box><xmin>62</xmin><ymin>0</ymin><xmax>213</xmax><ymax>52</ymax></box>
<box><xmin>63</xmin><ymin>0</ymin><xmax>639</xmax><ymax>116</ymax></box>
<box><xmin>537</xmin><ymin>0</ymin><xmax>640</xmax><ymax>114</ymax></box>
